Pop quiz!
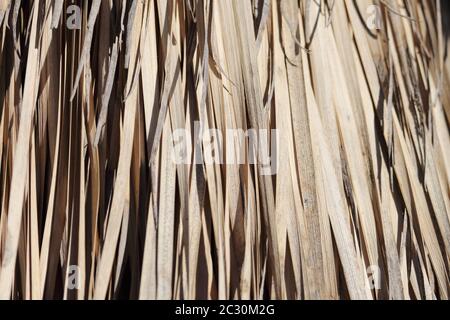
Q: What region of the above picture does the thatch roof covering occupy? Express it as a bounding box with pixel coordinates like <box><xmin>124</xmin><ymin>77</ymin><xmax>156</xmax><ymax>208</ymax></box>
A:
<box><xmin>0</xmin><ymin>0</ymin><xmax>449</xmax><ymax>300</ymax></box>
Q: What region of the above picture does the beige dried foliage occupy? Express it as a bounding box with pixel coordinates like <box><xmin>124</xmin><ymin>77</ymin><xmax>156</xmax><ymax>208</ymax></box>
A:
<box><xmin>0</xmin><ymin>0</ymin><xmax>448</xmax><ymax>300</ymax></box>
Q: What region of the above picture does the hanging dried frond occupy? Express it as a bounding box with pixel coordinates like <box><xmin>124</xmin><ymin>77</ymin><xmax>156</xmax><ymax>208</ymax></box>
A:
<box><xmin>0</xmin><ymin>0</ymin><xmax>448</xmax><ymax>300</ymax></box>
